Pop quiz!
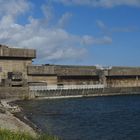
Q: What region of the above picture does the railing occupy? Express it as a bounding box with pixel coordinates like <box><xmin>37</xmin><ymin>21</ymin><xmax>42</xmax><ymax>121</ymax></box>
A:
<box><xmin>29</xmin><ymin>84</ymin><xmax>104</xmax><ymax>91</ymax></box>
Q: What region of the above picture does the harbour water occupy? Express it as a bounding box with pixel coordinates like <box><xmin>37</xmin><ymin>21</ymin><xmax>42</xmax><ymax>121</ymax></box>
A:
<box><xmin>17</xmin><ymin>95</ymin><xmax>140</xmax><ymax>140</ymax></box>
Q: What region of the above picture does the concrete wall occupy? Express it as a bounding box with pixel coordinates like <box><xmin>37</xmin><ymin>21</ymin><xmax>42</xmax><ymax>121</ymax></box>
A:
<box><xmin>0</xmin><ymin>87</ymin><xmax>29</xmax><ymax>99</ymax></box>
<box><xmin>28</xmin><ymin>65</ymin><xmax>56</xmax><ymax>75</ymax></box>
<box><xmin>2</xmin><ymin>45</ymin><xmax>140</xmax><ymax>88</ymax></box>
<box><xmin>106</xmin><ymin>67</ymin><xmax>140</xmax><ymax>87</ymax></box>
<box><xmin>28</xmin><ymin>75</ymin><xmax>57</xmax><ymax>85</ymax></box>
<box><xmin>107</xmin><ymin>76</ymin><xmax>140</xmax><ymax>87</ymax></box>
<box><xmin>27</xmin><ymin>65</ymin><xmax>99</xmax><ymax>85</ymax></box>
<box><xmin>108</xmin><ymin>67</ymin><xmax>140</xmax><ymax>76</ymax></box>
<box><xmin>28</xmin><ymin>65</ymin><xmax>98</xmax><ymax>76</ymax></box>
<box><xmin>0</xmin><ymin>45</ymin><xmax>36</xmax><ymax>59</ymax></box>
<box><xmin>58</xmin><ymin>76</ymin><xmax>99</xmax><ymax>85</ymax></box>
<box><xmin>27</xmin><ymin>65</ymin><xmax>140</xmax><ymax>87</ymax></box>
<box><xmin>55</xmin><ymin>65</ymin><xmax>98</xmax><ymax>76</ymax></box>
<box><xmin>0</xmin><ymin>59</ymin><xmax>32</xmax><ymax>81</ymax></box>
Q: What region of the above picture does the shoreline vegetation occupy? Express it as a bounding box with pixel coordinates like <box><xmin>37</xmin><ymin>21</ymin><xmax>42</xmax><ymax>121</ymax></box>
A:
<box><xmin>0</xmin><ymin>99</ymin><xmax>59</xmax><ymax>140</ymax></box>
<box><xmin>0</xmin><ymin>129</ymin><xmax>59</xmax><ymax>140</ymax></box>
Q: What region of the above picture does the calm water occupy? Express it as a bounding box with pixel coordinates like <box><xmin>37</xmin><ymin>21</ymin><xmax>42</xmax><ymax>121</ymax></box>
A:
<box><xmin>17</xmin><ymin>95</ymin><xmax>140</xmax><ymax>140</ymax></box>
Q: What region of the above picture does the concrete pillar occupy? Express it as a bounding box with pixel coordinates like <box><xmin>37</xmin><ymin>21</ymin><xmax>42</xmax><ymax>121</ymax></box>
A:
<box><xmin>136</xmin><ymin>76</ymin><xmax>139</xmax><ymax>86</ymax></box>
<box><xmin>99</xmin><ymin>70</ymin><xmax>107</xmax><ymax>87</ymax></box>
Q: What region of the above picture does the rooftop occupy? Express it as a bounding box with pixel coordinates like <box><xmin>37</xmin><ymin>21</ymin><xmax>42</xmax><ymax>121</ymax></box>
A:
<box><xmin>0</xmin><ymin>44</ymin><xmax>36</xmax><ymax>59</ymax></box>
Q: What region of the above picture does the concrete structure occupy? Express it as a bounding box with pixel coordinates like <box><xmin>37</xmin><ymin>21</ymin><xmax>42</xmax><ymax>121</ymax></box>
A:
<box><xmin>0</xmin><ymin>44</ymin><xmax>140</xmax><ymax>89</ymax></box>
<box><xmin>27</xmin><ymin>65</ymin><xmax>99</xmax><ymax>86</ymax></box>
<box><xmin>28</xmin><ymin>65</ymin><xmax>140</xmax><ymax>88</ymax></box>
<box><xmin>0</xmin><ymin>44</ymin><xmax>36</xmax><ymax>87</ymax></box>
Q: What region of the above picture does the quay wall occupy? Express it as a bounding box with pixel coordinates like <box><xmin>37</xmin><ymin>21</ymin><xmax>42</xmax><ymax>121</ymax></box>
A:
<box><xmin>0</xmin><ymin>87</ymin><xmax>29</xmax><ymax>99</ymax></box>
<box><xmin>29</xmin><ymin>87</ymin><xmax>140</xmax><ymax>98</ymax></box>
<box><xmin>0</xmin><ymin>86</ymin><xmax>140</xmax><ymax>99</ymax></box>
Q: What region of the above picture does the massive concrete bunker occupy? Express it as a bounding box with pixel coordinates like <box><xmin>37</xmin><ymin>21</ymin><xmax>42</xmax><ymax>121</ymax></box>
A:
<box><xmin>0</xmin><ymin>44</ymin><xmax>140</xmax><ymax>88</ymax></box>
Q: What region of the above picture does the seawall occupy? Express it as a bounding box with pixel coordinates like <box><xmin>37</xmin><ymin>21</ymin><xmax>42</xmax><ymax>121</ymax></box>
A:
<box><xmin>0</xmin><ymin>86</ymin><xmax>140</xmax><ymax>99</ymax></box>
<box><xmin>29</xmin><ymin>87</ymin><xmax>140</xmax><ymax>99</ymax></box>
<box><xmin>0</xmin><ymin>87</ymin><xmax>29</xmax><ymax>99</ymax></box>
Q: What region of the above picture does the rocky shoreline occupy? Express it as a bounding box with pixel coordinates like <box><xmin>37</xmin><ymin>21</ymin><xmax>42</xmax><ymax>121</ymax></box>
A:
<box><xmin>0</xmin><ymin>99</ymin><xmax>37</xmax><ymax>137</ymax></box>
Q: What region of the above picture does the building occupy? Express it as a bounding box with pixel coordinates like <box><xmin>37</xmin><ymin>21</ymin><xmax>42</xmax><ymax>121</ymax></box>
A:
<box><xmin>0</xmin><ymin>44</ymin><xmax>36</xmax><ymax>86</ymax></box>
<box><xmin>0</xmin><ymin>44</ymin><xmax>140</xmax><ymax>88</ymax></box>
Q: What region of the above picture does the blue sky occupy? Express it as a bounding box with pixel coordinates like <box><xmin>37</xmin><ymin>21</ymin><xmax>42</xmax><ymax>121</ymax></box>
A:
<box><xmin>0</xmin><ymin>0</ymin><xmax>140</xmax><ymax>66</ymax></box>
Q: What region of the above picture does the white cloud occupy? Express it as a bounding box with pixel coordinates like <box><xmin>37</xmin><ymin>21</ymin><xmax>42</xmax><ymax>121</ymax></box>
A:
<box><xmin>81</xmin><ymin>35</ymin><xmax>112</xmax><ymax>45</ymax></box>
<box><xmin>52</xmin><ymin>0</ymin><xmax>140</xmax><ymax>7</ymax></box>
<box><xmin>41</xmin><ymin>4</ymin><xmax>54</xmax><ymax>22</ymax></box>
<box><xmin>0</xmin><ymin>0</ymin><xmax>112</xmax><ymax>64</ymax></box>
<box><xmin>96</xmin><ymin>20</ymin><xmax>139</xmax><ymax>34</ymax></box>
<box><xmin>96</xmin><ymin>20</ymin><xmax>106</xmax><ymax>30</ymax></box>
<box><xmin>111</xmin><ymin>27</ymin><xmax>139</xmax><ymax>32</ymax></box>
<box><xmin>58</xmin><ymin>12</ymin><xmax>72</xmax><ymax>28</ymax></box>
<box><xmin>0</xmin><ymin>0</ymin><xmax>30</xmax><ymax>18</ymax></box>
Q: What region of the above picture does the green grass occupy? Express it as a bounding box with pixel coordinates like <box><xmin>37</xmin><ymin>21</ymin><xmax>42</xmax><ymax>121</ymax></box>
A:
<box><xmin>0</xmin><ymin>129</ymin><xmax>59</xmax><ymax>140</ymax></box>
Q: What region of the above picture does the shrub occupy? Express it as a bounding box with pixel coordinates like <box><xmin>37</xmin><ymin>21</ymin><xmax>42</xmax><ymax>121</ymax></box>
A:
<box><xmin>0</xmin><ymin>129</ymin><xmax>59</xmax><ymax>140</ymax></box>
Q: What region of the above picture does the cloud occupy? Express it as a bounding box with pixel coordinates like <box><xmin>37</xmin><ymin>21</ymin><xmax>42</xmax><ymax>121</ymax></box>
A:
<box><xmin>52</xmin><ymin>0</ymin><xmax>140</xmax><ymax>7</ymax></box>
<box><xmin>41</xmin><ymin>4</ymin><xmax>54</xmax><ymax>22</ymax></box>
<box><xmin>96</xmin><ymin>20</ymin><xmax>109</xmax><ymax>34</ymax></box>
<box><xmin>96</xmin><ymin>20</ymin><xmax>106</xmax><ymax>30</ymax></box>
<box><xmin>96</xmin><ymin>20</ymin><xmax>139</xmax><ymax>34</ymax></box>
<box><xmin>57</xmin><ymin>12</ymin><xmax>72</xmax><ymax>28</ymax></box>
<box><xmin>0</xmin><ymin>0</ymin><xmax>30</xmax><ymax>18</ymax></box>
<box><xmin>0</xmin><ymin>0</ymin><xmax>112</xmax><ymax>64</ymax></box>
<box><xmin>111</xmin><ymin>27</ymin><xmax>139</xmax><ymax>32</ymax></box>
<box><xmin>81</xmin><ymin>35</ymin><xmax>112</xmax><ymax>45</ymax></box>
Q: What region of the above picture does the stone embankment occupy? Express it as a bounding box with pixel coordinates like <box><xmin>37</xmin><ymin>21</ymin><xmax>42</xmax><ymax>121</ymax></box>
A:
<box><xmin>0</xmin><ymin>99</ymin><xmax>36</xmax><ymax>137</ymax></box>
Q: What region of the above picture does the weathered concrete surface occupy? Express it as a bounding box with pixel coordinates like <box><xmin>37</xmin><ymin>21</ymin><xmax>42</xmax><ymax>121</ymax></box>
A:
<box><xmin>28</xmin><ymin>75</ymin><xmax>58</xmax><ymax>85</ymax></box>
<box><xmin>0</xmin><ymin>44</ymin><xmax>36</xmax><ymax>59</ymax></box>
<box><xmin>0</xmin><ymin>60</ymin><xmax>32</xmax><ymax>80</ymax></box>
<box><xmin>2</xmin><ymin>44</ymin><xmax>140</xmax><ymax>88</ymax></box>
<box><xmin>29</xmin><ymin>87</ymin><xmax>140</xmax><ymax>98</ymax></box>
<box><xmin>0</xmin><ymin>87</ymin><xmax>29</xmax><ymax>99</ymax></box>
<box><xmin>106</xmin><ymin>76</ymin><xmax>140</xmax><ymax>87</ymax></box>
<box><xmin>28</xmin><ymin>65</ymin><xmax>56</xmax><ymax>75</ymax></box>
<box><xmin>27</xmin><ymin>65</ymin><xmax>140</xmax><ymax>87</ymax></box>
<box><xmin>57</xmin><ymin>76</ymin><xmax>99</xmax><ymax>85</ymax></box>
<box><xmin>27</xmin><ymin>65</ymin><xmax>99</xmax><ymax>85</ymax></box>
<box><xmin>0</xmin><ymin>45</ymin><xmax>36</xmax><ymax>84</ymax></box>
<box><xmin>108</xmin><ymin>66</ymin><xmax>140</xmax><ymax>76</ymax></box>
<box><xmin>55</xmin><ymin>65</ymin><xmax>97</xmax><ymax>76</ymax></box>
<box><xmin>28</xmin><ymin>65</ymin><xmax>98</xmax><ymax>76</ymax></box>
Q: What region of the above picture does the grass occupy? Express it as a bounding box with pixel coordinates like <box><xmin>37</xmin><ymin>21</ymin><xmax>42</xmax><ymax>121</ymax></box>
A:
<box><xmin>0</xmin><ymin>129</ymin><xmax>59</xmax><ymax>140</ymax></box>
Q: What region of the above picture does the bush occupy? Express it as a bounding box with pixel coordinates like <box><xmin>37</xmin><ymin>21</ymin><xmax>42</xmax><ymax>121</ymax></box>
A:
<box><xmin>0</xmin><ymin>129</ymin><xmax>59</xmax><ymax>140</ymax></box>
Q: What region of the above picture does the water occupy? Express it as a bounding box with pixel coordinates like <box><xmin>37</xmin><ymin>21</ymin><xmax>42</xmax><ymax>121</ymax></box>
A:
<box><xmin>17</xmin><ymin>95</ymin><xmax>140</xmax><ymax>140</ymax></box>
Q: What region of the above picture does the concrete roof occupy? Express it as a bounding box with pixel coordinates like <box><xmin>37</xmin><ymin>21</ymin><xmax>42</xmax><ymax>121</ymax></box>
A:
<box><xmin>27</xmin><ymin>65</ymin><xmax>98</xmax><ymax>76</ymax></box>
<box><xmin>0</xmin><ymin>45</ymin><xmax>36</xmax><ymax>59</ymax></box>
<box><xmin>28</xmin><ymin>65</ymin><xmax>140</xmax><ymax>76</ymax></box>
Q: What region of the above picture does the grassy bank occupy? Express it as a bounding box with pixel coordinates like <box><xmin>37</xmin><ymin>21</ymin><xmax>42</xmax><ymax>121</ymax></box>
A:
<box><xmin>0</xmin><ymin>129</ymin><xmax>59</xmax><ymax>140</ymax></box>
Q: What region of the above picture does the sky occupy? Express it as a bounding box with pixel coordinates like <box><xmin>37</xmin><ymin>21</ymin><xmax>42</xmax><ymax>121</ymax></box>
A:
<box><xmin>0</xmin><ymin>0</ymin><xmax>140</xmax><ymax>66</ymax></box>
